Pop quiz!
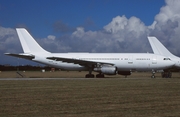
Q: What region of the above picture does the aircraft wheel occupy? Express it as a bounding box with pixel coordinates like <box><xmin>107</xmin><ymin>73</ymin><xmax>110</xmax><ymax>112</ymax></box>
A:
<box><xmin>151</xmin><ymin>75</ymin><xmax>155</xmax><ymax>78</ymax></box>
<box><xmin>151</xmin><ymin>71</ymin><xmax>156</xmax><ymax>78</ymax></box>
<box><xmin>96</xmin><ymin>74</ymin><xmax>104</xmax><ymax>78</ymax></box>
<box><xmin>85</xmin><ymin>74</ymin><xmax>94</xmax><ymax>78</ymax></box>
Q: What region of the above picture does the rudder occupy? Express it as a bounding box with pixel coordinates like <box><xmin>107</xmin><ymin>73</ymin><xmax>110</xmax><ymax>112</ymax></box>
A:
<box><xmin>16</xmin><ymin>28</ymin><xmax>49</xmax><ymax>53</ymax></box>
<box><xmin>148</xmin><ymin>36</ymin><xmax>174</xmax><ymax>58</ymax></box>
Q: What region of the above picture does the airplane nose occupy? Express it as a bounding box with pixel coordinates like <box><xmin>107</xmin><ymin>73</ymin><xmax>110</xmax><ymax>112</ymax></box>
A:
<box><xmin>161</xmin><ymin>60</ymin><xmax>175</xmax><ymax>69</ymax></box>
<box><xmin>175</xmin><ymin>63</ymin><xmax>180</xmax><ymax>67</ymax></box>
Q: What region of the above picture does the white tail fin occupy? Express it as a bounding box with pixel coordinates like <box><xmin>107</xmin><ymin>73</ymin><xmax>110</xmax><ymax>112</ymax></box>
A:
<box><xmin>16</xmin><ymin>28</ymin><xmax>49</xmax><ymax>53</ymax></box>
<box><xmin>148</xmin><ymin>36</ymin><xmax>175</xmax><ymax>58</ymax></box>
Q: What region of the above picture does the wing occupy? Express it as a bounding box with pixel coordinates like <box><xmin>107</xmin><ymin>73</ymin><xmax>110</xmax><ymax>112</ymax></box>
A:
<box><xmin>47</xmin><ymin>57</ymin><xmax>114</xmax><ymax>67</ymax></box>
<box><xmin>5</xmin><ymin>53</ymin><xmax>35</xmax><ymax>60</ymax></box>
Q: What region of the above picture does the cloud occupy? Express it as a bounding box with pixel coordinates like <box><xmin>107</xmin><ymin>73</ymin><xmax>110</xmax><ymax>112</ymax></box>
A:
<box><xmin>0</xmin><ymin>26</ymin><xmax>31</xmax><ymax>65</ymax></box>
<box><xmin>155</xmin><ymin>0</ymin><xmax>180</xmax><ymax>23</ymax></box>
<box><xmin>64</xmin><ymin>15</ymin><xmax>148</xmax><ymax>53</ymax></box>
<box><xmin>0</xmin><ymin>27</ymin><xmax>21</xmax><ymax>53</ymax></box>
<box><xmin>47</xmin><ymin>35</ymin><xmax>56</xmax><ymax>40</ymax></box>
<box><xmin>2</xmin><ymin>0</ymin><xmax>180</xmax><ymax>65</ymax></box>
<box><xmin>149</xmin><ymin>0</ymin><xmax>180</xmax><ymax>56</ymax></box>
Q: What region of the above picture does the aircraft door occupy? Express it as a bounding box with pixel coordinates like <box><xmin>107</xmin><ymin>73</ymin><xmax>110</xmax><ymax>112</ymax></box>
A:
<box><xmin>128</xmin><ymin>56</ymin><xmax>133</xmax><ymax>64</ymax></box>
<box><xmin>127</xmin><ymin>56</ymin><xmax>134</xmax><ymax>70</ymax></box>
<box><xmin>152</xmin><ymin>56</ymin><xmax>157</xmax><ymax>64</ymax></box>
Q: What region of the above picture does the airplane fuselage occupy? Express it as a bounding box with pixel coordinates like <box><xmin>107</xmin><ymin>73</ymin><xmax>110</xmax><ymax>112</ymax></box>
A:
<box><xmin>33</xmin><ymin>52</ymin><xmax>173</xmax><ymax>72</ymax></box>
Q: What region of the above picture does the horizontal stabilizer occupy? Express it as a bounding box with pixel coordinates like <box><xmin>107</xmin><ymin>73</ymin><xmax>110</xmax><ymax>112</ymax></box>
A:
<box><xmin>5</xmin><ymin>53</ymin><xmax>35</xmax><ymax>60</ymax></box>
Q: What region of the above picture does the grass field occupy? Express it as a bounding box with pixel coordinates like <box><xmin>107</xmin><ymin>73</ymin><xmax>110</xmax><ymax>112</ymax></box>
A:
<box><xmin>0</xmin><ymin>71</ymin><xmax>180</xmax><ymax>116</ymax></box>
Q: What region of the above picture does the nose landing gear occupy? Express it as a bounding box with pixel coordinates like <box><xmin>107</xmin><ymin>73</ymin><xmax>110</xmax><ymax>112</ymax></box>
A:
<box><xmin>151</xmin><ymin>71</ymin><xmax>156</xmax><ymax>78</ymax></box>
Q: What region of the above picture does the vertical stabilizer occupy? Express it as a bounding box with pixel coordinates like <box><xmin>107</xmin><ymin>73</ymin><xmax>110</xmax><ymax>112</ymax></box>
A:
<box><xmin>148</xmin><ymin>37</ymin><xmax>175</xmax><ymax>58</ymax></box>
<box><xmin>16</xmin><ymin>28</ymin><xmax>49</xmax><ymax>53</ymax></box>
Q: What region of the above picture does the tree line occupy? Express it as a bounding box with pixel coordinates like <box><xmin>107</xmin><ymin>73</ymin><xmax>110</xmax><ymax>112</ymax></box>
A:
<box><xmin>0</xmin><ymin>65</ymin><xmax>56</xmax><ymax>71</ymax></box>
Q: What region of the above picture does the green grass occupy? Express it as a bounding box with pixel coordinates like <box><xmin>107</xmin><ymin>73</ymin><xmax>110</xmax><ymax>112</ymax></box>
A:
<box><xmin>0</xmin><ymin>78</ymin><xmax>180</xmax><ymax>117</ymax></box>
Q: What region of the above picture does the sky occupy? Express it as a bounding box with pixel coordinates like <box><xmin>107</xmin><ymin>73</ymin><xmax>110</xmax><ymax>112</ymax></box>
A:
<box><xmin>1</xmin><ymin>0</ymin><xmax>180</xmax><ymax>66</ymax></box>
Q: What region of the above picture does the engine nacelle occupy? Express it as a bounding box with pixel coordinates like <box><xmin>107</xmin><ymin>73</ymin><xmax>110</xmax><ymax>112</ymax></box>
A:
<box><xmin>118</xmin><ymin>71</ymin><xmax>131</xmax><ymax>76</ymax></box>
<box><xmin>94</xmin><ymin>66</ymin><xmax>117</xmax><ymax>75</ymax></box>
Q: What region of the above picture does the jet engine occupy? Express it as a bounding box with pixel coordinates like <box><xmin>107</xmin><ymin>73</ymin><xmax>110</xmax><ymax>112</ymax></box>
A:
<box><xmin>94</xmin><ymin>66</ymin><xmax>117</xmax><ymax>75</ymax></box>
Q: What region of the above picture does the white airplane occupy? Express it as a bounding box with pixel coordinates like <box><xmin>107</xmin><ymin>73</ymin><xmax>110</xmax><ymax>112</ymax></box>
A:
<box><xmin>5</xmin><ymin>28</ymin><xmax>174</xmax><ymax>78</ymax></box>
<box><xmin>148</xmin><ymin>36</ymin><xmax>180</xmax><ymax>78</ymax></box>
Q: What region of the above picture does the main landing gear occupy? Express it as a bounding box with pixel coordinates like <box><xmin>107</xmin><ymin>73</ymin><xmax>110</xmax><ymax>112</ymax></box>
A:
<box><xmin>151</xmin><ymin>70</ymin><xmax>172</xmax><ymax>78</ymax></box>
<box><xmin>85</xmin><ymin>68</ymin><xmax>105</xmax><ymax>78</ymax></box>
<box><xmin>85</xmin><ymin>74</ymin><xmax>95</xmax><ymax>78</ymax></box>
<box><xmin>85</xmin><ymin>69</ymin><xmax>95</xmax><ymax>78</ymax></box>
<box><xmin>96</xmin><ymin>73</ymin><xmax>105</xmax><ymax>78</ymax></box>
<box><xmin>85</xmin><ymin>66</ymin><xmax>105</xmax><ymax>78</ymax></box>
<box><xmin>85</xmin><ymin>73</ymin><xmax>105</xmax><ymax>78</ymax></box>
<box><xmin>161</xmin><ymin>72</ymin><xmax>172</xmax><ymax>78</ymax></box>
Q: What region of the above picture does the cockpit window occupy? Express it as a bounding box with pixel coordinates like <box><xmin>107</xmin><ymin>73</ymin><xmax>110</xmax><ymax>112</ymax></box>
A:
<box><xmin>163</xmin><ymin>58</ymin><xmax>171</xmax><ymax>60</ymax></box>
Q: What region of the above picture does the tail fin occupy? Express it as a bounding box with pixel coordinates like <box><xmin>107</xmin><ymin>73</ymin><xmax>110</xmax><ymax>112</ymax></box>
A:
<box><xmin>148</xmin><ymin>36</ymin><xmax>175</xmax><ymax>58</ymax></box>
<box><xmin>16</xmin><ymin>28</ymin><xmax>49</xmax><ymax>53</ymax></box>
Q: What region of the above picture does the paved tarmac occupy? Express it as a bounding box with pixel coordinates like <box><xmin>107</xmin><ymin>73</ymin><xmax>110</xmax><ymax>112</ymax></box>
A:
<box><xmin>0</xmin><ymin>78</ymin><xmax>106</xmax><ymax>80</ymax></box>
<box><xmin>0</xmin><ymin>77</ymin><xmax>155</xmax><ymax>80</ymax></box>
